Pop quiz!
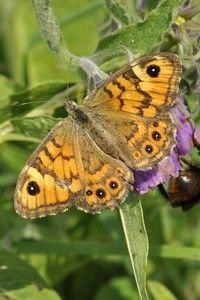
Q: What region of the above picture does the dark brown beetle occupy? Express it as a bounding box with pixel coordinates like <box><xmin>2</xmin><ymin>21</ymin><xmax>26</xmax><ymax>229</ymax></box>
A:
<box><xmin>160</xmin><ymin>160</ymin><xmax>200</xmax><ymax>210</ymax></box>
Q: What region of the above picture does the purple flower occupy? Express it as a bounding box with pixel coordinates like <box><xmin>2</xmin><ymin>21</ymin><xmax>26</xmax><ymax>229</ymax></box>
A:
<box><xmin>134</xmin><ymin>98</ymin><xmax>200</xmax><ymax>194</ymax></box>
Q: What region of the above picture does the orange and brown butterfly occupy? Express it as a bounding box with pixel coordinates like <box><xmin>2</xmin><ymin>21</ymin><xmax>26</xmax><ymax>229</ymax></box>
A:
<box><xmin>14</xmin><ymin>53</ymin><xmax>182</xmax><ymax>218</ymax></box>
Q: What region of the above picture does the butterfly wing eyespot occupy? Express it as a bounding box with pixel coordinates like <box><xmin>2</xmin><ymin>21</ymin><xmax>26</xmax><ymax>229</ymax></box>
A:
<box><xmin>146</xmin><ymin>64</ymin><xmax>160</xmax><ymax>78</ymax></box>
<box><xmin>108</xmin><ymin>179</ymin><xmax>119</xmax><ymax>190</ymax></box>
<box><xmin>151</xmin><ymin>131</ymin><xmax>161</xmax><ymax>141</ymax></box>
<box><xmin>27</xmin><ymin>180</ymin><xmax>40</xmax><ymax>196</ymax></box>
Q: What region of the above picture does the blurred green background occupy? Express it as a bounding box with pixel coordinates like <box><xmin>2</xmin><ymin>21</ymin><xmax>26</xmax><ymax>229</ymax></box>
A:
<box><xmin>0</xmin><ymin>0</ymin><xmax>200</xmax><ymax>299</ymax></box>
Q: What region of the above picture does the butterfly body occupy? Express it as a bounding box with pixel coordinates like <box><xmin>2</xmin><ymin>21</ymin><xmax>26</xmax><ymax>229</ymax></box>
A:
<box><xmin>14</xmin><ymin>53</ymin><xmax>182</xmax><ymax>218</ymax></box>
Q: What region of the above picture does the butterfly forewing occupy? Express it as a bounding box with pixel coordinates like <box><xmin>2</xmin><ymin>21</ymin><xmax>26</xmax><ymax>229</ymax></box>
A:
<box><xmin>82</xmin><ymin>53</ymin><xmax>181</xmax><ymax>170</ymax></box>
<box><xmin>84</xmin><ymin>53</ymin><xmax>181</xmax><ymax>111</ymax></box>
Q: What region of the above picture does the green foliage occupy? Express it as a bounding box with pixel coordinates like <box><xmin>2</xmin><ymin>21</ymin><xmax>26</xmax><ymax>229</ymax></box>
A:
<box><xmin>0</xmin><ymin>248</ymin><xmax>61</xmax><ymax>299</ymax></box>
<box><xmin>97</xmin><ymin>0</ymin><xmax>183</xmax><ymax>61</ymax></box>
<box><xmin>0</xmin><ymin>0</ymin><xmax>200</xmax><ymax>299</ymax></box>
<box><xmin>119</xmin><ymin>196</ymin><xmax>149</xmax><ymax>300</ymax></box>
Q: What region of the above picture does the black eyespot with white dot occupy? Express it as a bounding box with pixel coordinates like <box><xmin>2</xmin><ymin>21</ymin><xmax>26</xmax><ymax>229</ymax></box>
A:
<box><xmin>146</xmin><ymin>64</ymin><xmax>160</xmax><ymax>78</ymax></box>
<box><xmin>27</xmin><ymin>181</ymin><xmax>40</xmax><ymax>196</ymax></box>
<box><xmin>152</xmin><ymin>131</ymin><xmax>161</xmax><ymax>141</ymax></box>
<box><xmin>109</xmin><ymin>181</ymin><xmax>118</xmax><ymax>190</ymax></box>
<box><xmin>86</xmin><ymin>189</ymin><xmax>93</xmax><ymax>196</ymax></box>
<box><xmin>145</xmin><ymin>144</ymin><xmax>153</xmax><ymax>154</ymax></box>
<box><xmin>96</xmin><ymin>188</ymin><xmax>106</xmax><ymax>199</ymax></box>
<box><xmin>153</xmin><ymin>121</ymin><xmax>159</xmax><ymax>127</ymax></box>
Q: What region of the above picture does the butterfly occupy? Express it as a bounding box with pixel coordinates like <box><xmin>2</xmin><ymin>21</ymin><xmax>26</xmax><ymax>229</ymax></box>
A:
<box><xmin>14</xmin><ymin>53</ymin><xmax>182</xmax><ymax>218</ymax></box>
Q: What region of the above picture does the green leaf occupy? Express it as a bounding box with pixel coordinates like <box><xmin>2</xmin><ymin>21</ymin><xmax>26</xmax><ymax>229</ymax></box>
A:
<box><xmin>11</xmin><ymin>116</ymin><xmax>58</xmax><ymax>141</ymax></box>
<box><xmin>31</xmin><ymin>0</ymin><xmax>104</xmax><ymax>70</ymax></box>
<box><xmin>0</xmin><ymin>249</ymin><xmax>60</xmax><ymax>300</ymax></box>
<box><xmin>148</xmin><ymin>280</ymin><xmax>177</xmax><ymax>300</ymax></box>
<box><xmin>105</xmin><ymin>0</ymin><xmax>141</xmax><ymax>24</ymax></box>
<box><xmin>12</xmin><ymin>239</ymin><xmax>200</xmax><ymax>262</ymax></box>
<box><xmin>31</xmin><ymin>0</ymin><xmax>74</xmax><ymax>66</ymax></box>
<box><xmin>96</xmin><ymin>276</ymin><xmax>139</xmax><ymax>300</ymax></box>
<box><xmin>0</xmin><ymin>81</ymin><xmax>77</xmax><ymax>144</ymax></box>
<box><xmin>119</xmin><ymin>194</ymin><xmax>149</xmax><ymax>300</ymax></box>
<box><xmin>97</xmin><ymin>0</ymin><xmax>184</xmax><ymax>61</ymax></box>
<box><xmin>150</xmin><ymin>245</ymin><xmax>200</xmax><ymax>261</ymax></box>
<box><xmin>14</xmin><ymin>240</ymin><xmax>127</xmax><ymax>256</ymax></box>
<box><xmin>0</xmin><ymin>248</ymin><xmax>61</xmax><ymax>299</ymax></box>
<box><xmin>1</xmin><ymin>285</ymin><xmax>61</xmax><ymax>300</ymax></box>
<box><xmin>0</xmin><ymin>247</ymin><xmax>45</xmax><ymax>290</ymax></box>
<box><xmin>0</xmin><ymin>75</ymin><xmax>22</xmax><ymax>101</ymax></box>
<box><xmin>0</xmin><ymin>81</ymin><xmax>68</xmax><ymax>123</ymax></box>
